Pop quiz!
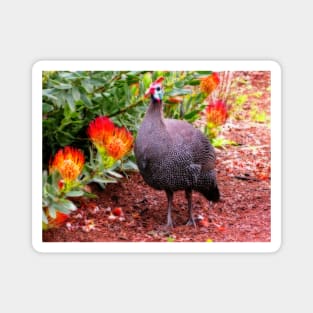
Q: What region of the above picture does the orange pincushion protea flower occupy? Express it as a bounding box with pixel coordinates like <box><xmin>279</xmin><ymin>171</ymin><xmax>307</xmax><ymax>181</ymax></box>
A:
<box><xmin>200</xmin><ymin>72</ymin><xmax>220</xmax><ymax>95</ymax></box>
<box><xmin>206</xmin><ymin>100</ymin><xmax>228</xmax><ymax>127</ymax></box>
<box><xmin>105</xmin><ymin>126</ymin><xmax>134</xmax><ymax>160</ymax></box>
<box><xmin>49</xmin><ymin>147</ymin><xmax>85</xmax><ymax>183</ymax></box>
<box><xmin>88</xmin><ymin>116</ymin><xmax>134</xmax><ymax>160</ymax></box>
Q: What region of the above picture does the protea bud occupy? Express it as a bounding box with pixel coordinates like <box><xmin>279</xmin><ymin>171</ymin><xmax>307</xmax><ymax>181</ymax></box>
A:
<box><xmin>200</xmin><ymin>72</ymin><xmax>220</xmax><ymax>95</ymax></box>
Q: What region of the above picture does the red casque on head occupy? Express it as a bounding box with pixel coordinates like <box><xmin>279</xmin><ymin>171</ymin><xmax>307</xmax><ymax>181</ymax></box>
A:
<box><xmin>145</xmin><ymin>77</ymin><xmax>164</xmax><ymax>100</ymax></box>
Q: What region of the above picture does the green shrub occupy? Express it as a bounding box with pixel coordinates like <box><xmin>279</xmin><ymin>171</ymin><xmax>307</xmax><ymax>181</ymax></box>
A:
<box><xmin>42</xmin><ymin>70</ymin><xmax>214</xmax><ymax>166</ymax></box>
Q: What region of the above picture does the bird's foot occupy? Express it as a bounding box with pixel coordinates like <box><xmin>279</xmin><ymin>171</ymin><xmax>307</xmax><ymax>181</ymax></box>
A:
<box><xmin>186</xmin><ymin>217</ymin><xmax>197</xmax><ymax>228</ymax></box>
<box><xmin>166</xmin><ymin>217</ymin><xmax>174</xmax><ymax>228</ymax></box>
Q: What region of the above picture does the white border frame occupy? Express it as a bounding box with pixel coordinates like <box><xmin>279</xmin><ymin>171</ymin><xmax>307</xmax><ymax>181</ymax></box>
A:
<box><xmin>32</xmin><ymin>60</ymin><xmax>281</xmax><ymax>253</ymax></box>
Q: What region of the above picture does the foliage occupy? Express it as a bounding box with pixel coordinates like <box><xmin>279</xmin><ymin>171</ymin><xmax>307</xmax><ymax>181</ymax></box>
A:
<box><xmin>42</xmin><ymin>117</ymin><xmax>137</xmax><ymax>228</ymax></box>
<box><xmin>42</xmin><ymin>146</ymin><xmax>92</xmax><ymax>229</ymax></box>
<box><xmin>42</xmin><ymin>70</ymin><xmax>143</xmax><ymax>166</ymax></box>
<box><xmin>162</xmin><ymin>71</ymin><xmax>216</xmax><ymax>122</ymax></box>
<box><xmin>42</xmin><ymin>70</ymin><xmax>216</xmax><ymax>166</ymax></box>
<box><xmin>42</xmin><ymin>169</ymin><xmax>86</xmax><ymax>229</ymax></box>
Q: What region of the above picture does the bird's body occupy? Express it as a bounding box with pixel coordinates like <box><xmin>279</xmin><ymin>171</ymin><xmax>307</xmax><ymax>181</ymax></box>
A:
<box><xmin>134</xmin><ymin>77</ymin><xmax>220</xmax><ymax>227</ymax></box>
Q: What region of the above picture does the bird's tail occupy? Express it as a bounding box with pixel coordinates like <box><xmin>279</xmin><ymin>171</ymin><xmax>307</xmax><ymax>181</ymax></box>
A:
<box><xmin>197</xmin><ymin>184</ymin><xmax>220</xmax><ymax>202</ymax></box>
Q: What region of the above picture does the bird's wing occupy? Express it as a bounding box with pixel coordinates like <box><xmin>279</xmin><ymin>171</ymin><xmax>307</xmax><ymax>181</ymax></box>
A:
<box><xmin>164</xmin><ymin>119</ymin><xmax>216</xmax><ymax>170</ymax></box>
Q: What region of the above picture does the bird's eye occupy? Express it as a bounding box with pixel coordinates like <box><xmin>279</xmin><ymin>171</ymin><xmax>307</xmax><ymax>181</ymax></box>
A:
<box><xmin>156</xmin><ymin>87</ymin><xmax>161</xmax><ymax>91</ymax></box>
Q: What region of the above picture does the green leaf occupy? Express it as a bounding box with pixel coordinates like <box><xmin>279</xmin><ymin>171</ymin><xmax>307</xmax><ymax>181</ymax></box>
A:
<box><xmin>183</xmin><ymin>110</ymin><xmax>200</xmax><ymax>122</ymax></box>
<box><xmin>51</xmin><ymin>81</ymin><xmax>72</xmax><ymax>90</ymax></box>
<box><xmin>72</xmin><ymin>87</ymin><xmax>80</xmax><ymax>101</ymax></box>
<box><xmin>188</xmin><ymin>79</ymin><xmax>200</xmax><ymax>86</ymax></box>
<box><xmin>50</xmin><ymin>203</ymin><xmax>70</xmax><ymax>214</ymax></box>
<box><xmin>42</xmin><ymin>210</ymin><xmax>48</xmax><ymax>224</ymax></box>
<box><xmin>48</xmin><ymin>206</ymin><xmax>56</xmax><ymax>219</ymax></box>
<box><xmin>81</xmin><ymin>191</ymin><xmax>98</xmax><ymax>199</ymax></box>
<box><xmin>194</xmin><ymin>71</ymin><xmax>213</xmax><ymax>79</ymax></box>
<box><xmin>66</xmin><ymin>92</ymin><xmax>75</xmax><ymax>111</ymax></box>
<box><xmin>126</xmin><ymin>73</ymin><xmax>139</xmax><ymax>85</ymax></box>
<box><xmin>167</xmin><ymin>88</ymin><xmax>192</xmax><ymax>97</ymax></box>
<box><xmin>91</xmin><ymin>177</ymin><xmax>117</xmax><ymax>184</ymax></box>
<box><xmin>143</xmin><ymin>73</ymin><xmax>152</xmax><ymax>88</ymax></box>
<box><xmin>42</xmin><ymin>89</ymin><xmax>58</xmax><ymax>101</ymax></box>
<box><xmin>56</xmin><ymin>131</ymin><xmax>75</xmax><ymax>146</ymax></box>
<box><xmin>81</xmin><ymin>93</ymin><xmax>92</xmax><ymax>107</ymax></box>
<box><xmin>195</xmin><ymin>71</ymin><xmax>212</xmax><ymax>75</ymax></box>
<box><xmin>61</xmin><ymin>199</ymin><xmax>77</xmax><ymax>211</ymax></box>
<box><xmin>196</xmin><ymin>71</ymin><xmax>212</xmax><ymax>74</ymax></box>
<box><xmin>65</xmin><ymin>190</ymin><xmax>84</xmax><ymax>197</ymax></box>
<box><xmin>50</xmin><ymin>170</ymin><xmax>62</xmax><ymax>186</ymax></box>
<box><xmin>43</xmin><ymin>102</ymin><xmax>54</xmax><ymax>113</ymax></box>
<box><xmin>82</xmin><ymin>79</ymin><xmax>93</xmax><ymax>93</ymax></box>
<box><xmin>107</xmin><ymin>170</ymin><xmax>123</xmax><ymax>178</ymax></box>
<box><xmin>51</xmin><ymin>199</ymin><xmax>77</xmax><ymax>214</ymax></box>
<box><xmin>122</xmin><ymin>160</ymin><xmax>138</xmax><ymax>171</ymax></box>
<box><xmin>174</xmin><ymin>81</ymin><xmax>184</xmax><ymax>88</ymax></box>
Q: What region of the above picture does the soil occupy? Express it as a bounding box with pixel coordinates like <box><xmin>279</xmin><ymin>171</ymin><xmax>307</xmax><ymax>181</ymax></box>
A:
<box><xmin>43</xmin><ymin>72</ymin><xmax>271</xmax><ymax>243</ymax></box>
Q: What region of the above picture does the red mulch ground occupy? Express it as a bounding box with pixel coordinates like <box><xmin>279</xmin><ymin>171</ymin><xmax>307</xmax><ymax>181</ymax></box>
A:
<box><xmin>43</xmin><ymin>72</ymin><xmax>271</xmax><ymax>243</ymax></box>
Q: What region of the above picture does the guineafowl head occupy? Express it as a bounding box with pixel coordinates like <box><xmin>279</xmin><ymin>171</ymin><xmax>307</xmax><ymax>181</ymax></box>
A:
<box><xmin>145</xmin><ymin>77</ymin><xmax>164</xmax><ymax>103</ymax></box>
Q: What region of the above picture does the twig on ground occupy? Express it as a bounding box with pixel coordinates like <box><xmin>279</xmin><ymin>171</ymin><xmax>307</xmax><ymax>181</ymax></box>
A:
<box><xmin>233</xmin><ymin>175</ymin><xmax>260</xmax><ymax>181</ymax></box>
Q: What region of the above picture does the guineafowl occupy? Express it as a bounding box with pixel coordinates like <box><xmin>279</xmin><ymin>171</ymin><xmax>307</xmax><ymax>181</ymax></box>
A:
<box><xmin>134</xmin><ymin>77</ymin><xmax>220</xmax><ymax>227</ymax></box>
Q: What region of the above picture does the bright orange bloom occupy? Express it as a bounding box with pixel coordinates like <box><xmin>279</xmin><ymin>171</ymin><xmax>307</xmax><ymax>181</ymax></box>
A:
<box><xmin>49</xmin><ymin>147</ymin><xmax>85</xmax><ymax>183</ymax></box>
<box><xmin>87</xmin><ymin>116</ymin><xmax>134</xmax><ymax>160</ymax></box>
<box><xmin>105</xmin><ymin>126</ymin><xmax>134</xmax><ymax>160</ymax></box>
<box><xmin>200</xmin><ymin>72</ymin><xmax>220</xmax><ymax>95</ymax></box>
<box><xmin>206</xmin><ymin>100</ymin><xmax>228</xmax><ymax>126</ymax></box>
<box><xmin>87</xmin><ymin>116</ymin><xmax>115</xmax><ymax>150</ymax></box>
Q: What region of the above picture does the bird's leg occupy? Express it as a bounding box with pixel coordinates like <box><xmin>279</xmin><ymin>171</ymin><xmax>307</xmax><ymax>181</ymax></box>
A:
<box><xmin>185</xmin><ymin>189</ymin><xmax>196</xmax><ymax>227</ymax></box>
<box><xmin>165</xmin><ymin>190</ymin><xmax>174</xmax><ymax>228</ymax></box>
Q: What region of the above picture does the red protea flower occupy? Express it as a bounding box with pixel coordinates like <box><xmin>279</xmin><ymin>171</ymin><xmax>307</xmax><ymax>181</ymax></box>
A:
<box><xmin>87</xmin><ymin>116</ymin><xmax>134</xmax><ymax>160</ymax></box>
<box><xmin>206</xmin><ymin>100</ymin><xmax>228</xmax><ymax>127</ymax></box>
<box><xmin>49</xmin><ymin>147</ymin><xmax>85</xmax><ymax>183</ymax></box>
<box><xmin>44</xmin><ymin>210</ymin><xmax>69</xmax><ymax>229</ymax></box>
<box><xmin>87</xmin><ymin>116</ymin><xmax>115</xmax><ymax>151</ymax></box>
<box><xmin>200</xmin><ymin>72</ymin><xmax>220</xmax><ymax>95</ymax></box>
